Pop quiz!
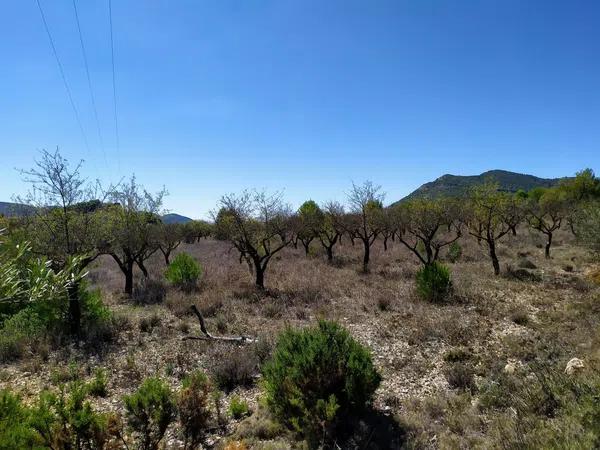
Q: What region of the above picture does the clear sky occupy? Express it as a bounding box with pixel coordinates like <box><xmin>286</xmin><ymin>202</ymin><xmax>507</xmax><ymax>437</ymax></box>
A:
<box><xmin>1</xmin><ymin>1</ymin><xmax>599</xmax><ymax>218</ymax></box>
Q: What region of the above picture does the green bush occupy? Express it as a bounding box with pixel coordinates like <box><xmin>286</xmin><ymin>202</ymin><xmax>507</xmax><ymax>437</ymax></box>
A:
<box><xmin>415</xmin><ymin>262</ymin><xmax>452</xmax><ymax>303</ymax></box>
<box><xmin>87</xmin><ymin>368</ymin><xmax>108</xmax><ymax>397</ymax></box>
<box><xmin>164</xmin><ymin>253</ymin><xmax>202</xmax><ymax>291</ymax></box>
<box><xmin>178</xmin><ymin>370</ymin><xmax>212</xmax><ymax>449</ymax></box>
<box><xmin>228</xmin><ymin>395</ymin><xmax>249</xmax><ymax>419</ymax></box>
<box><xmin>447</xmin><ymin>242</ymin><xmax>462</xmax><ymax>263</ymax></box>
<box><xmin>0</xmin><ymin>389</ymin><xmax>41</xmax><ymax>448</ymax></box>
<box><xmin>262</xmin><ymin>320</ymin><xmax>381</xmax><ymax>440</ymax></box>
<box><xmin>124</xmin><ymin>377</ymin><xmax>176</xmax><ymax>450</ymax></box>
<box><xmin>29</xmin><ymin>382</ymin><xmax>110</xmax><ymax>450</ymax></box>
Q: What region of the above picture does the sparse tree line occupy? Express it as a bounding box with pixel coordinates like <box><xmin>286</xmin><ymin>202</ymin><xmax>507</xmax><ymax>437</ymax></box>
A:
<box><xmin>2</xmin><ymin>150</ymin><xmax>600</xmax><ymax>448</ymax></box>
<box><xmin>2</xmin><ymin>149</ymin><xmax>600</xmax><ymax>335</ymax></box>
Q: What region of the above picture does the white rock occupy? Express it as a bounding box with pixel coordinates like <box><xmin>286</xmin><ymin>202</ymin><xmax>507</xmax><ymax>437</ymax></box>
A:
<box><xmin>565</xmin><ymin>358</ymin><xmax>585</xmax><ymax>375</ymax></box>
<box><xmin>504</xmin><ymin>362</ymin><xmax>517</xmax><ymax>374</ymax></box>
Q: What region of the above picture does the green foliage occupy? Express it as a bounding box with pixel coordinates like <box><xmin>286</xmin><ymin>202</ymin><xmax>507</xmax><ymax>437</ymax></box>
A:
<box><xmin>228</xmin><ymin>395</ymin><xmax>249</xmax><ymax>419</ymax></box>
<box><xmin>0</xmin><ymin>390</ymin><xmax>42</xmax><ymax>449</ymax></box>
<box><xmin>178</xmin><ymin>370</ymin><xmax>212</xmax><ymax>449</ymax></box>
<box><xmin>164</xmin><ymin>253</ymin><xmax>202</xmax><ymax>291</ymax></box>
<box><xmin>262</xmin><ymin>320</ymin><xmax>381</xmax><ymax>439</ymax></box>
<box><xmin>87</xmin><ymin>369</ymin><xmax>108</xmax><ymax>398</ymax></box>
<box><xmin>124</xmin><ymin>377</ymin><xmax>176</xmax><ymax>450</ymax></box>
<box><xmin>575</xmin><ymin>201</ymin><xmax>600</xmax><ymax>259</ymax></box>
<box><xmin>415</xmin><ymin>262</ymin><xmax>452</xmax><ymax>303</ymax></box>
<box><xmin>447</xmin><ymin>242</ymin><xmax>462</xmax><ymax>263</ymax></box>
<box><xmin>29</xmin><ymin>382</ymin><xmax>110</xmax><ymax>450</ymax></box>
<box><xmin>0</xmin><ymin>233</ymin><xmax>114</xmax><ymax>361</ymax></box>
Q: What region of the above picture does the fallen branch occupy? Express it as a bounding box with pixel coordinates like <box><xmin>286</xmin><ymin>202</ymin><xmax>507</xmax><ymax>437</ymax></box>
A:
<box><xmin>182</xmin><ymin>304</ymin><xmax>257</xmax><ymax>343</ymax></box>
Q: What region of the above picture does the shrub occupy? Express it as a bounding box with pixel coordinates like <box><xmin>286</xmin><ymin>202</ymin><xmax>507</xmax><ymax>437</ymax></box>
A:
<box><xmin>211</xmin><ymin>347</ymin><xmax>257</xmax><ymax>391</ymax></box>
<box><xmin>444</xmin><ymin>363</ymin><xmax>476</xmax><ymax>393</ymax></box>
<box><xmin>133</xmin><ymin>278</ymin><xmax>167</xmax><ymax>305</ymax></box>
<box><xmin>87</xmin><ymin>368</ymin><xmax>109</xmax><ymax>397</ymax></box>
<box><xmin>517</xmin><ymin>258</ymin><xmax>537</xmax><ymax>269</ymax></box>
<box><xmin>29</xmin><ymin>382</ymin><xmax>110</xmax><ymax>450</ymax></box>
<box><xmin>229</xmin><ymin>395</ymin><xmax>250</xmax><ymax>419</ymax></box>
<box><xmin>377</xmin><ymin>295</ymin><xmax>391</xmax><ymax>311</ymax></box>
<box><xmin>262</xmin><ymin>320</ymin><xmax>381</xmax><ymax>440</ymax></box>
<box><xmin>165</xmin><ymin>253</ymin><xmax>202</xmax><ymax>291</ymax></box>
<box><xmin>447</xmin><ymin>242</ymin><xmax>462</xmax><ymax>263</ymax></box>
<box><xmin>0</xmin><ymin>390</ymin><xmax>41</xmax><ymax>448</ymax></box>
<box><xmin>178</xmin><ymin>370</ymin><xmax>212</xmax><ymax>449</ymax></box>
<box><xmin>123</xmin><ymin>377</ymin><xmax>176</xmax><ymax>450</ymax></box>
<box><xmin>415</xmin><ymin>262</ymin><xmax>452</xmax><ymax>303</ymax></box>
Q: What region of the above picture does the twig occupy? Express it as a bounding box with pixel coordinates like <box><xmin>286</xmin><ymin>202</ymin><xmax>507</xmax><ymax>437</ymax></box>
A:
<box><xmin>182</xmin><ymin>305</ymin><xmax>257</xmax><ymax>343</ymax></box>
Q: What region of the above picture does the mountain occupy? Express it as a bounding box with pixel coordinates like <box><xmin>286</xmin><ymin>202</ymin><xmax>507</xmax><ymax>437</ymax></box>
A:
<box><xmin>395</xmin><ymin>170</ymin><xmax>563</xmax><ymax>204</ymax></box>
<box><xmin>0</xmin><ymin>201</ymin><xmax>35</xmax><ymax>217</ymax></box>
<box><xmin>161</xmin><ymin>213</ymin><xmax>193</xmax><ymax>224</ymax></box>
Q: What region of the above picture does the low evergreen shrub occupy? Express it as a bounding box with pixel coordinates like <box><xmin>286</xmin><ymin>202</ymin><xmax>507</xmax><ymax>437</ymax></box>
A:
<box><xmin>415</xmin><ymin>262</ymin><xmax>452</xmax><ymax>303</ymax></box>
<box><xmin>165</xmin><ymin>253</ymin><xmax>202</xmax><ymax>291</ymax></box>
<box><xmin>123</xmin><ymin>377</ymin><xmax>176</xmax><ymax>450</ymax></box>
<box><xmin>262</xmin><ymin>320</ymin><xmax>381</xmax><ymax>440</ymax></box>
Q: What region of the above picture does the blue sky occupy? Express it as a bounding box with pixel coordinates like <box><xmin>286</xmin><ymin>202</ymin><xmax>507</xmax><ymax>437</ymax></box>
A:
<box><xmin>1</xmin><ymin>1</ymin><xmax>599</xmax><ymax>218</ymax></box>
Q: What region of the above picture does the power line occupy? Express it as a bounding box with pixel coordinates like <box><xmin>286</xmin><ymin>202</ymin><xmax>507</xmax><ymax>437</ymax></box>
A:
<box><xmin>72</xmin><ymin>0</ymin><xmax>107</xmax><ymax>165</ymax></box>
<box><xmin>108</xmin><ymin>0</ymin><xmax>121</xmax><ymax>172</ymax></box>
<box><xmin>35</xmin><ymin>0</ymin><xmax>91</xmax><ymax>155</ymax></box>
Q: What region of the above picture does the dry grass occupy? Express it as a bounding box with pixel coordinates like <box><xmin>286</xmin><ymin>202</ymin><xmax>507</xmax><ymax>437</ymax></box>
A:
<box><xmin>1</xmin><ymin>227</ymin><xmax>598</xmax><ymax>448</ymax></box>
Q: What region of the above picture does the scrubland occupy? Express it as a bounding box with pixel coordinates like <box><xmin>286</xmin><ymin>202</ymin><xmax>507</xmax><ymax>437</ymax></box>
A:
<box><xmin>2</xmin><ymin>225</ymin><xmax>598</xmax><ymax>449</ymax></box>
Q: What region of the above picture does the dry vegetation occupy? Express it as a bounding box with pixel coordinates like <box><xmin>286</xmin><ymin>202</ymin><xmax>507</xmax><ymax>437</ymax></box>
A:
<box><xmin>2</xmin><ymin>223</ymin><xmax>599</xmax><ymax>449</ymax></box>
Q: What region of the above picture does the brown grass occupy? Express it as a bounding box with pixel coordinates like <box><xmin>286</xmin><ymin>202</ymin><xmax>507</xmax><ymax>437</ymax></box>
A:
<box><xmin>1</xmin><ymin>227</ymin><xmax>598</xmax><ymax>448</ymax></box>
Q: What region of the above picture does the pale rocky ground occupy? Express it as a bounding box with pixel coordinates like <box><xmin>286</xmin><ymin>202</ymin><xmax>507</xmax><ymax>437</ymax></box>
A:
<box><xmin>1</xmin><ymin>227</ymin><xmax>598</xmax><ymax>448</ymax></box>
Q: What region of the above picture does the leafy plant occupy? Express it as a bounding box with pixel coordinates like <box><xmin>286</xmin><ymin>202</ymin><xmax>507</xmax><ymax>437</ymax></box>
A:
<box><xmin>262</xmin><ymin>320</ymin><xmax>381</xmax><ymax>440</ymax></box>
<box><xmin>29</xmin><ymin>382</ymin><xmax>110</xmax><ymax>450</ymax></box>
<box><xmin>87</xmin><ymin>368</ymin><xmax>108</xmax><ymax>398</ymax></box>
<box><xmin>164</xmin><ymin>253</ymin><xmax>202</xmax><ymax>291</ymax></box>
<box><xmin>415</xmin><ymin>262</ymin><xmax>452</xmax><ymax>303</ymax></box>
<box><xmin>0</xmin><ymin>389</ymin><xmax>41</xmax><ymax>448</ymax></box>
<box><xmin>228</xmin><ymin>395</ymin><xmax>249</xmax><ymax>419</ymax></box>
<box><xmin>178</xmin><ymin>370</ymin><xmax>212</xmax><ymax>450</ymax></box>
<box><xmin>123</xmin><ymin>377</ymin><xmax>176</xmax><ymax>450</ymax></box>
<box><xmin>447</xmin><ymin>242</ymin><xmax>462</xmax><ymax>263</ymax></box>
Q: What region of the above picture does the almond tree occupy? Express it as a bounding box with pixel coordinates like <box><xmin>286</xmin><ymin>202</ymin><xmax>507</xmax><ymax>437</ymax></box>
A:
<box><xmin>296</xmin><ymin>200</ymin><xmax>324</xmax><ymax>256</ymax></box>
<box><xmin>157</xmin><ymin>222</ymin><xmax>184</xmax><ymax>265</ymax></box>
<box><xmin>345</xmin><ymin>181</ymin><xmax>385</xmax><ymax>272</ymax></box>
<box><xmin>100</xmin><ymin>176</ymin><xmax>166</xmax><ymax>295</ymax></box>
<box><xmin>397</xmin><ymin>198</ymin><xmax>461</xmax><ymax>266</ymax></box>
<box><xmin>214</xmin><ymin>190</ymin><xmax>291</xmax><ymax>290</ymax></box>
<box><xmin>318</xmin><ymin>201</ymin><xmax>344</xmax><ymax>262</ymax></box>
<box><xmin>527</xmin><ymin>187</ymin><xmax>567</xmax><ymax>258</ymax></box>
<box><xmin>466</xmin><ymin>184</ymin><xmax>512</xmax><ymax>275</ymax></box>
<box><xmin>15</xmin><ymin>149</ymin><xmax>108</xmax><ymax>335</ymax></box>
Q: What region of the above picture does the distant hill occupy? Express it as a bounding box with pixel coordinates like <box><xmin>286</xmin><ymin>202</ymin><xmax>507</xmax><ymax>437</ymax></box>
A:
<box><xmin>161</xmin><ymin>213</ymin><xmax>193</xmax><ymax>224</ymax></box>
<box><xmin>0</xmin><ymin>201</ymin><xmax>34</xmax><ymax>217</ymax></box>
<box><xmin>394</xmin><ymin>170</ymin><xmax>563</xmax><ymax>204</ymax></box>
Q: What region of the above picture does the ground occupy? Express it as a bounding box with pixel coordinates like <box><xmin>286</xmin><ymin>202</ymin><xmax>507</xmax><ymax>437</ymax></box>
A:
<box><xmin>1</xmin><ymin>228</ymin><xmax>598</xmax><ymax>449</ymax></box>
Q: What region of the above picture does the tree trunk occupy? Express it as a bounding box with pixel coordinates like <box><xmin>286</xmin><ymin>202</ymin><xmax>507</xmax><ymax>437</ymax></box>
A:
<box><xmin>326</xmin><ymin>245</ymin><xmax>333</xmax><ymax>262</ymax></box>
<box><xmin>162</xmin><ymin>250</ymin><xmax>171</xmax><ymax>265</ymax></box>
<box><xmin>255</xmin><ymin>267</ymin><xmax>265</xmax><ymax>289</ymax></box>
<box><xmin>124</xmin><ymin>264</ymin><xmax>134</xmax><ymax>296</ymax></box>
<box><xmin>489</xmin><ymin>240</ymin><xmax>500</xmax><ymax>275</ymax></box>
<box><xmin>302</xmin><ymin>240</ymin><xmax>310</xmax><ymax>256</ymax></box>
<box><xmin>138</xmin><ymin>259</ymin><xmax>149</xmax><ymax>278</ymax></box>
<box><xmin>510</xmin><ymin>225</ymin><xmax>517</xmax><ymax>236</ymax></box>
<box><xmin>67</xmin><ymin>281</ymin><xmax>81</xmax><ymax>338</ymax></box>
<box><xmin>545</xmin><ymin>232</ymin><xmax>552</xmax><ymax>258</ymax></box>
<box><xmin>383</xmin><ymin>236</ymin><xmax>388</xmax><ymax>251</ymax></box>
<box><xmin>362</xmin><ymin>239</ymin><xmax>370</xmax><ymax>272</ymax></box>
